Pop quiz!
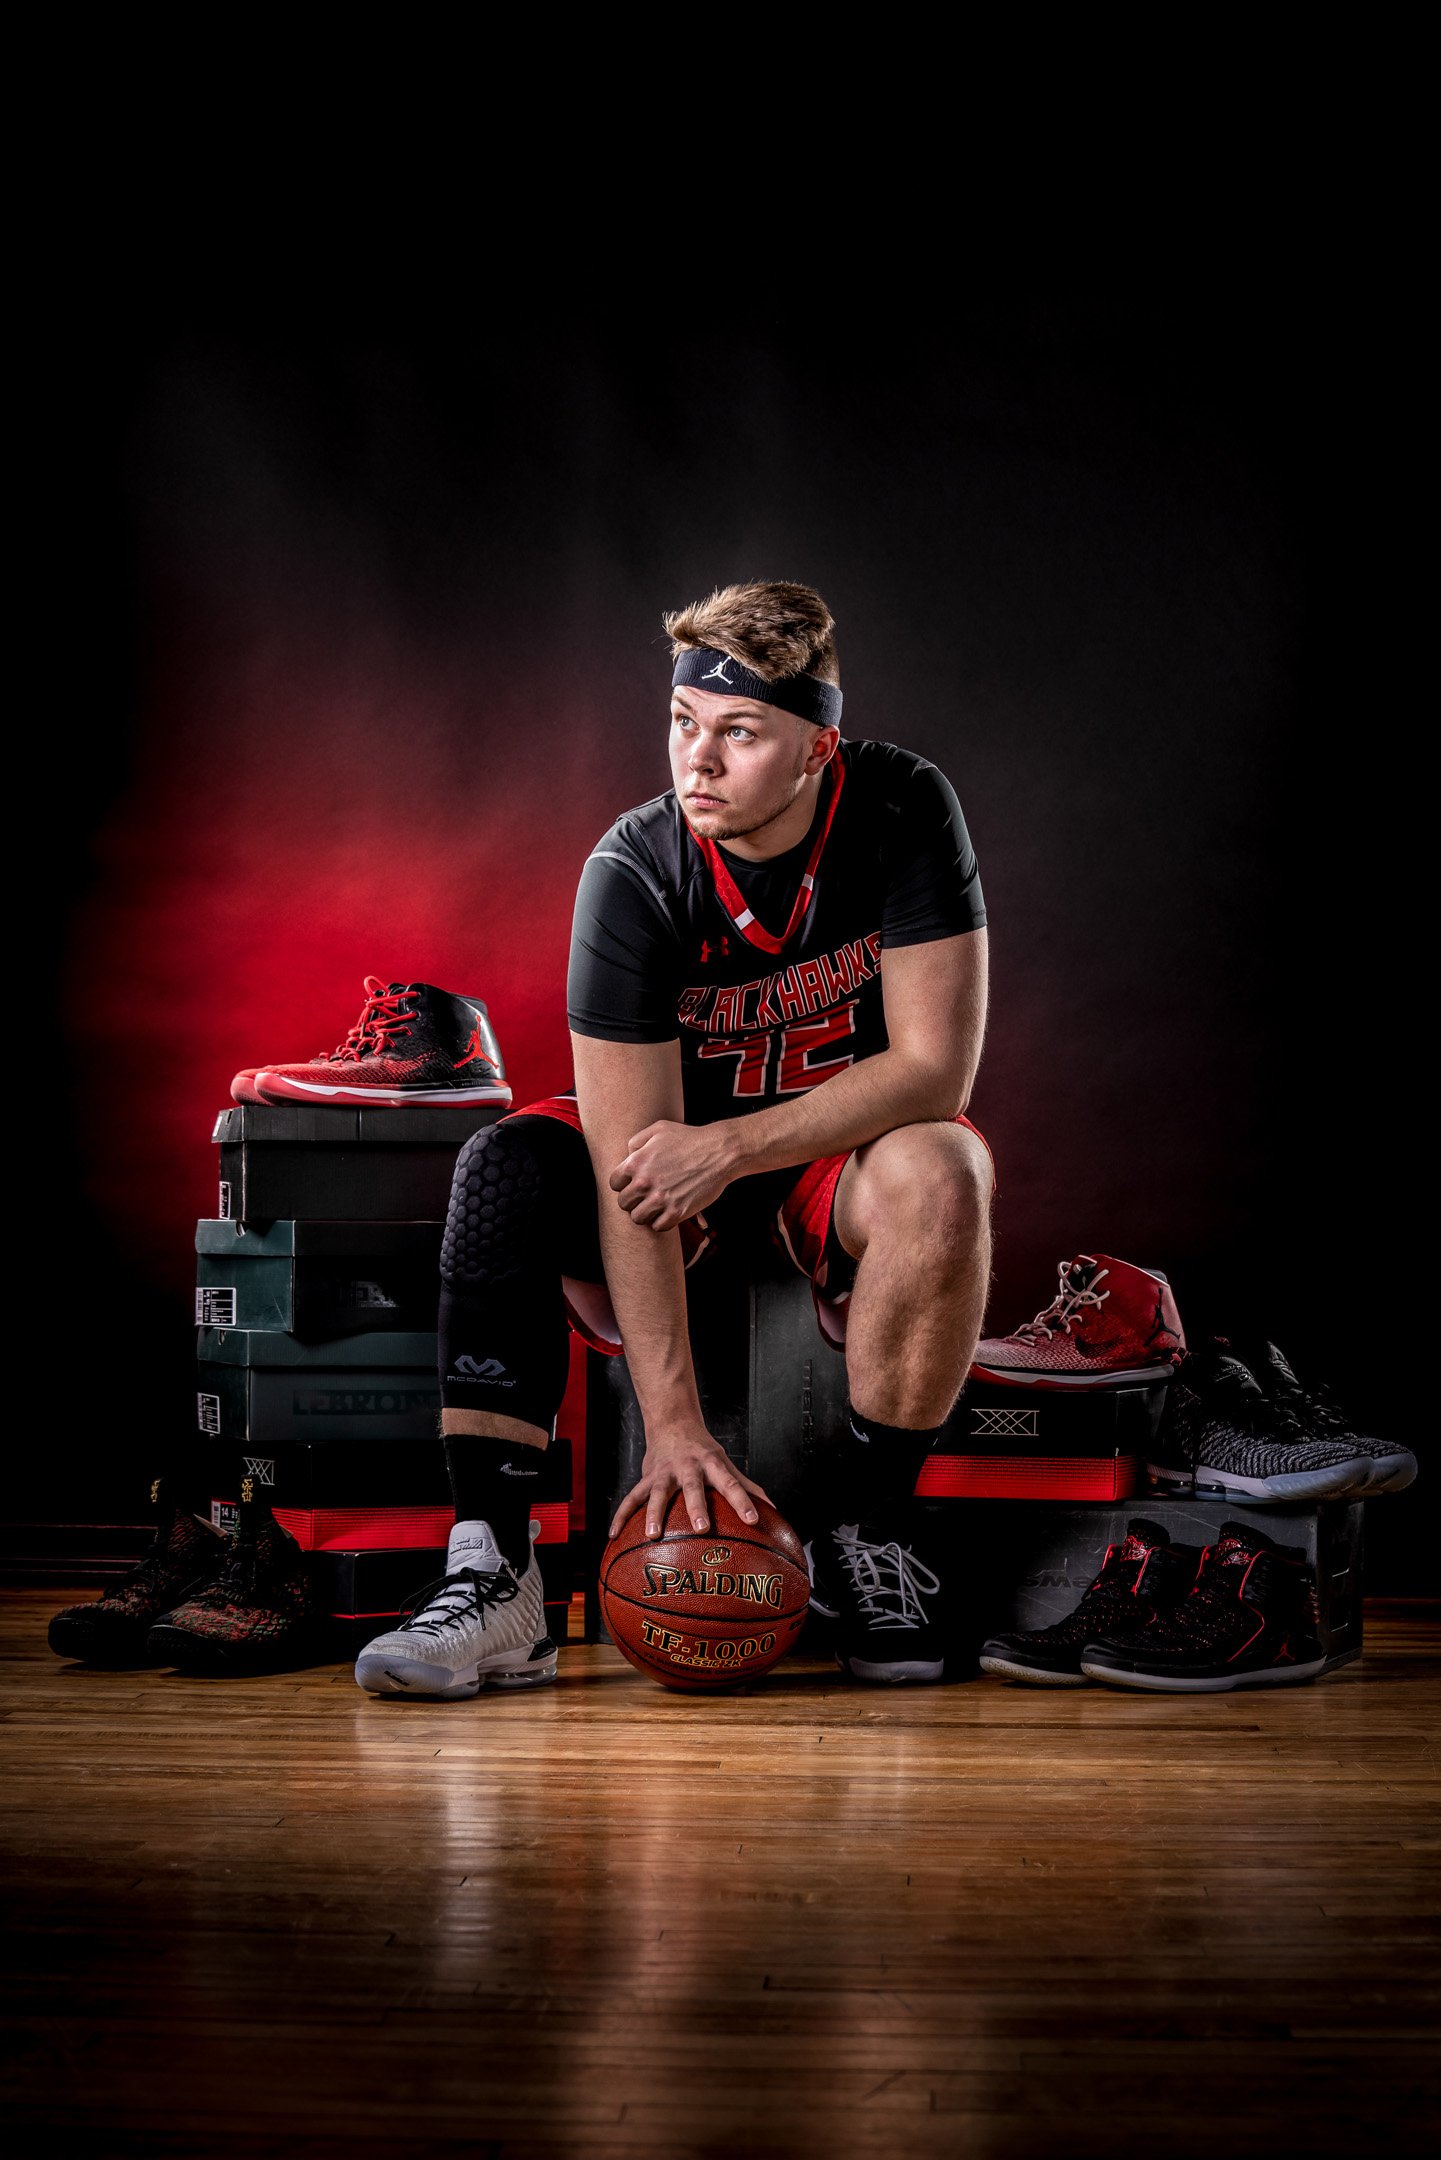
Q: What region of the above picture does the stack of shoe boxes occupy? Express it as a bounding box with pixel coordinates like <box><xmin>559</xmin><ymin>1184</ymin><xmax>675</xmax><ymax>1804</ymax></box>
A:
<box><xmin>195</xmin><ymin>1104</ymin><xmax>573</xmax><ymax>1648</ymax></box>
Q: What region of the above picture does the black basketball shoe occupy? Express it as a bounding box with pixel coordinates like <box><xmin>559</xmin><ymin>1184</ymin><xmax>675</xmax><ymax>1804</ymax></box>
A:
<box><xmin>978</xmin><ymin>1521</ymin><xmax>1201</xmax><ymax>1686</ymax></box>
<box><xmin>249</xmin><ymin>978</ymin><xmax>511</xmax><ymax>1108</ymax></box>
<box><xmin>1148</xmin><ymin>1344</ymin><xmax>1371</xmax><ymax>1502</ymax></box>
<box><xmin>1080</xmin><ymin>1521</ymin><xmax>1326</xmax><ymax>1692</ymax></box>
<box><xmin>148</xmin><ymin>1490</ymin><xmax>320</xmax><ymax>1671</ymax></box>
<box><xmin>810</xmin><ymin>1521</ymin><xmax>949</xmax><ymax>1683</ymax></box>
<box><xmin>1238</xmin><ymin>1338</ymin><xmax>1416</xmax><ymax>1494</ymax></box>
<box><xmin>48</xmin><ymin>1481</ymin><xmax>229</xmax><ymax>1666</ymax></box>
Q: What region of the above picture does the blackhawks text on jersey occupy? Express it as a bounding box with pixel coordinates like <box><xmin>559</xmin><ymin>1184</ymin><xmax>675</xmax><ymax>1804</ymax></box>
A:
<box><xmin>567</xmin><ymin>738</ymin><xmax>985</xmax><ymax>1128</ymax></box>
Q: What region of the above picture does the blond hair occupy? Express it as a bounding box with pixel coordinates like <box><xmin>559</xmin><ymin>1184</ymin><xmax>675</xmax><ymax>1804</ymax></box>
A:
<box><xmin>664</xmin><ymin>581</ymin><xmax>839</xmax><ymax>688</ymax></box>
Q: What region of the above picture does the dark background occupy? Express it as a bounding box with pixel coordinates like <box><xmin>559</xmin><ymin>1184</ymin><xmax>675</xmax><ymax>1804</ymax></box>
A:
<box><xmin>24</xmin><ymin>288</ymin><xmax>1427</xmax><ymax>1586</ymax></box>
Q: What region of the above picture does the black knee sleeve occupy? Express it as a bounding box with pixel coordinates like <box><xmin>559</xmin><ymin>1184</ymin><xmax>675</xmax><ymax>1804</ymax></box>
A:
<box><xmin>438</xmin><ymin>1117</ymin><xmax>595</xmax><ymax>1432</ymax></box>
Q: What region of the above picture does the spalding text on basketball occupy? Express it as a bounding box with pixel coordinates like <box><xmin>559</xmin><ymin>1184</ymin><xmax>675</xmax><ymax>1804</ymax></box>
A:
<box><xmin>641</xmin><ymin>1564</ymin><xmax>784</xmax><ymax>1608</ymax></box>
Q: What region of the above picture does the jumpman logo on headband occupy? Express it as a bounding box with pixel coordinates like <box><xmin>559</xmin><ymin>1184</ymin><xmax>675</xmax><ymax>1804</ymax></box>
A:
<box><xmin>701</xmin><ymin>657</ymin><xmax>735</xmax><ymax>685</ymax></box>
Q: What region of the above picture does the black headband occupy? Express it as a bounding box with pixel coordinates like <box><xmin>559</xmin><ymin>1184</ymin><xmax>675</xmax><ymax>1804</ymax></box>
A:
<box><xmin>671</xmin><ymin>647</ymin><xmax>843</xmax><ymax>729</ymax></box>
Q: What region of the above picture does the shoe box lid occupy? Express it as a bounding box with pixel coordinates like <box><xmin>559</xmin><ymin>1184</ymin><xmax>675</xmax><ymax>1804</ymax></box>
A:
<box><xmin>197</xmin><ymin>1326</ymin><xmax>437</xmax><ymax>1368</ymax></box>
<box><xmin>213</xmin><ymin>1105</ymin><xmax>505</xmax><ymax>1146</ymax></box>
<box><xmin>196</xmin><ymin>1219</ymin><xmax>443</xmax><ymax>1258</ymax></box>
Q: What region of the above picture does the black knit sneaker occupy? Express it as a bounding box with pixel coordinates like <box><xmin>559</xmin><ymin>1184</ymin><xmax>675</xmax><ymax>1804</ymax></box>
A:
<box><xmin>1240</xmin><ymin>1338</ymin><xmax>1416</xmax><ymax>1494</ymax></box>
<box><xmin>147</xmin><ymin>1490</ymin><xmax>320</xmax><ymax>1671</ymax></box>
<box><xmin>978</xmin><ymin>1522</ymin><xmax>1201</xmax><ymax>1686</ymax></box>
<box><xmin>1148</xmin><ymin>1345</ymin><xmax>1372</xmax><ymax>1503</ymax></box>
<box><xmin>1080</xmin><ymin>1521</ymin><xmax>1326</xmax><ymax>1692</ymax></box>
<box><xmin>48</xmin><ymin>1481</ymin><xmax>229</xmax><ymax>1667</ymax></box>
<box><xmin>811</xmin><ymin>1521</ymin><xmax>949</xmax><ymax>1684</ymax></box>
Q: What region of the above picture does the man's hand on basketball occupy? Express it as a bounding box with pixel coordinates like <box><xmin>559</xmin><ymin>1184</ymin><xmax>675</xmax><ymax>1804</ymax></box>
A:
<box><xmin>608</xmin><ymin>1118</ymin><xmax>737</xmax><ymax>1231</ymax></box>
<box><xmin>610</xmin><ymin>1427</ymin><xmax>771</xmax><ymax>1540</ymax></box>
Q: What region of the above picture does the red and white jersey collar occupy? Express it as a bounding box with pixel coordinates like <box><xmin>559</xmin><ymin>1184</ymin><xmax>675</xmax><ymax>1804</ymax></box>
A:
<box><xmin>691</xmin><ymin>753</ymin><xmax>847</xmax><ymax>957</ymax></box>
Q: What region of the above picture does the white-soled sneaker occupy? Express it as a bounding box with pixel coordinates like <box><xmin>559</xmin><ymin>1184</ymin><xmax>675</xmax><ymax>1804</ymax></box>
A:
<box><xmin>354</xmin><ymin>1519</ymin><xmax>557</xmax><ymax>1700</ymax></box>
<box><xmin>815</xmin><ymin>1522</ymin><xmax>948</xmax><ymax>1684</ymax></box>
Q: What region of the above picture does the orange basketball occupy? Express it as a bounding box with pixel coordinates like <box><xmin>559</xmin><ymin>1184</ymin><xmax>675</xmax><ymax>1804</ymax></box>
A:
<box><xmin>599</xmin><ymin>1490</ymin><xmax>811</xmax><ymax>1691</ymax></box>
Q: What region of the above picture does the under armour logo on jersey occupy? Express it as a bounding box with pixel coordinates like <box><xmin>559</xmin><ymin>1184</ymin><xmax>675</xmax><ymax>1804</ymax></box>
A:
<box><xmin>454</xmin><ymin>1354</ymin><xmax>510</xmax><ymax>1381</ymax></box>
<box><xmin>699</xmin><ymin>937</ymin><xmax>730</xmax><ymax>963</ymax></box>
<box><xmin>701</xmin><ymin>658</ymin><xmax>735</xmax><ymax>685</ymax></box>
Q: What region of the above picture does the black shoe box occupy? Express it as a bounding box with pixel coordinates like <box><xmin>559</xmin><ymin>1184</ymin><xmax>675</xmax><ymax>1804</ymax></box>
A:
<box><xmin>200</xmin><ymin>1433</ymin><xmax>450</xmax><ymax>1511</ymax></box>
<box><xmin>938</xmin><ymin>1496</ymin><xmax>1364</xmax><ymax>1669</ymax></box>
<box><xmin>213</xmin><ymin>1103</ymin><xmax>504</xmax><ymax>1225</ymax></box>
<box><xmin>195</xmin><ymin>1219</ymin><xmax>442</xmax><ymax>1339</ymax></box>
<box><xmin>197</xmin><ymin>1432</ymin><xmax>570</xmax><ymax>1514</ymax></box>
<box><xmin>922</xmin><ymin>1376</ymin><xmax>1170</xmax><ymax>1502</ymax></box>
<box><xmin>196</xmin><ymin>1326</ymin><xmax>439</xmax><ymax>1443</ymax></box>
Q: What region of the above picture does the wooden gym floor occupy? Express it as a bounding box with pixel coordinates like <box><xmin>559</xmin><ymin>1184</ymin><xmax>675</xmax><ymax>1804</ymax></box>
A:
<box><xmin>2</xmin><ymin>1592</ymin><xmax>1437</xmax><ymax>2160</ymax></box>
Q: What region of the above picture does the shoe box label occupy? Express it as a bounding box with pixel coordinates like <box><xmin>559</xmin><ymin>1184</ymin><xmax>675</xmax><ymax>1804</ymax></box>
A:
<box><xmin>969</xmin><ymin>1406</ymin><xmax>1041</xmax><ymax>1438</ymax></box>
<box><xmin>195</xmin><ymin>1286</ymin><xmax>238</xmax><ymax>1327</ymax></box>
<box><xmin>210</xmin><ymin>1498</ymin><xmax>239</xmax><ymax>1534</ymax></box>
<box><xmin>217</xmin><ymin>1180</ymin><xmax>232</xmax><ymax>1220</ymax></box>
<box><xmin>197</xmin><ymin>1392</ymin><xmax>222</xmax><ymax>1436</ymax></box>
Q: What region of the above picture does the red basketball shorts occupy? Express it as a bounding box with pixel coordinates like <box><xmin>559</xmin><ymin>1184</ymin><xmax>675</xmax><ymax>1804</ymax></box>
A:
<box><xmin>505</xmin><ymin>1093</ymin><xmax>994</xmax><ymax>1353</ymax></box>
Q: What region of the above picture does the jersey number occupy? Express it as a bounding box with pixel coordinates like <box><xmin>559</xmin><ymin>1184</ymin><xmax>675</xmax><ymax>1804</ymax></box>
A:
<box><xmin>696</xmin><ymin>1003</ymin><xmax>859</xmax><ymax>1100</ymax></box>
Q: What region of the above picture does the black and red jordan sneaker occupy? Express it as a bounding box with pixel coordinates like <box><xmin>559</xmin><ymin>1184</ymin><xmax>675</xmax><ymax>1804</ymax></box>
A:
<box><xmin>971</xmin><ymin>1254</ymin><xmax>1185</xmax><ymax>1388</ymax></box>
<box><xmin>48</xmin><ymin>1480</ymin><xmax>229</xmax><ymax>1666</ymax></box>
<box><xmin>147</xmin><ymin>1491</ymin><xmax>320</xmax><ymax>1671</ymax></box>
<box><xmin>1080</xmin><ymin>1521</ymin><xmax>1327</xmax><ymax>1691</ymax></box>
<box><xmin>979</xmin><ymin>1521</ymin><xmax>1201</xmax><ymax>1686</ymax></box>
<box><xmin>237</xmin><ymin>978</ymin><xmax>512</xmax><ymax>1109</ymax></box>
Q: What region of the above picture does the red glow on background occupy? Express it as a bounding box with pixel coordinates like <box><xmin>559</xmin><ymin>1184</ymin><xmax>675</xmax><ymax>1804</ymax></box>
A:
<box><xmin>67</xmin><ymin>632</ymin><xmax>643</xmax><ymax>1293</ymax></box>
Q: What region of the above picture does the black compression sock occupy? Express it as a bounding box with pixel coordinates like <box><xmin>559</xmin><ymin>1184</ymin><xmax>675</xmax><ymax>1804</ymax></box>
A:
<box><xmin>444</xmin><ymin>1432</ymin><xmax>545</xmax><ymax>1573</ymax></box>
<box><xmin>830</xmin><ymin>1403</ymin><xmax>942</xmax><ymax>1526</ymax></box>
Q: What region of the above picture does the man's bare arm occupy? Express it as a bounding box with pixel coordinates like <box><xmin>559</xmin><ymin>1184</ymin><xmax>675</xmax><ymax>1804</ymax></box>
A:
<box><xmin>611</xmin><ymin>929</ymin><xmax>988</xmax><ymax>1232</ymax></box>
<box><xmin>570</xmin><ymin>1030</ymin><xmax>768</xmax><ymax>1536</ymax></box>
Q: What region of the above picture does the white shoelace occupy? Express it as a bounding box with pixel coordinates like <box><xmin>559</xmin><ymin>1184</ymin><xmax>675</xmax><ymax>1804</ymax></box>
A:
<box><xmin>833</xmin><ymin>1529</ymin><xmax>941</xmax><ymax>1631</ymax></box>
<box><xmin>1010</xmin><ymin>1256</ymin><xmax>1111</xmax><ymax>1343</ymax></box>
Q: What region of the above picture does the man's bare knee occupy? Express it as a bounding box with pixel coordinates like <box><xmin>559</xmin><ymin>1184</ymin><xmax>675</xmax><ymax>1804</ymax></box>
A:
<box><xmin>838</xmin><ymin>1122</ymin><xmax>991</xmax><ymax>1257</ymax></box>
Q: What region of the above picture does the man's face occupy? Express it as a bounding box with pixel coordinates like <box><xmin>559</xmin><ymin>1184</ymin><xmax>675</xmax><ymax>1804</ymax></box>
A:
<box><xmin>669</xmin><ymin>684</ymin><xmax>832</xmax><ymax>842</ymax></box>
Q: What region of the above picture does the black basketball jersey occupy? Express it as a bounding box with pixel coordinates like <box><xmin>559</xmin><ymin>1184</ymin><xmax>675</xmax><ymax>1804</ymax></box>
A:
<box><xmin>567</xmin><ymin>738</ymin><xmax>985</xmax><ymax>1127</ymax></box>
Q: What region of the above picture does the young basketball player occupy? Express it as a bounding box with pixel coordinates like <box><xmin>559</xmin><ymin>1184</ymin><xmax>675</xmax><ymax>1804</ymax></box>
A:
<box><xmin>355</xmin><ymin>582</ymin><xmax>992</xmax><ymax>1697</ymax></box>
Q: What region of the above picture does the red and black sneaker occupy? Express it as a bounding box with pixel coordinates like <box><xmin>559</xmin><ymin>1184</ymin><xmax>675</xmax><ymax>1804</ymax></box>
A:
<box><xmin>147</xmin><ymin>1490</ymin><xmax>321</xmax><ymax>1671</ymax></box>
<box><xmin>234</xmin><ymin>978</ymin><xmax>512</xmax><ymax>1109</ymax></box>
<box><xmin>971</xmin><ymin>1254</ymin><xmax>1185</xmax><ymax>1389</ymax></box>
<box><xmin>48</xmin><ymin>1480</ymin><xmax>229</xmax><ymax>1667</ymax></box>
<box><xmin>1080</xmin><ymin>1521</ymin><xmax>1327</xmax><ymax>1692</ymax></box>
<box><xmin>978</xmin><ymin>1521</ymin><xmax>1201</xmax><ymax>1686</ymax></box>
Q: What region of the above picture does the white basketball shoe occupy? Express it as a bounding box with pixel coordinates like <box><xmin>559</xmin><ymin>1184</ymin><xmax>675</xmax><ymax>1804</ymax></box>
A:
<box><xmin>354</xmin><ymin>1519</ymin><xmax>557</xmax><ymax>1700</ymax></box>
